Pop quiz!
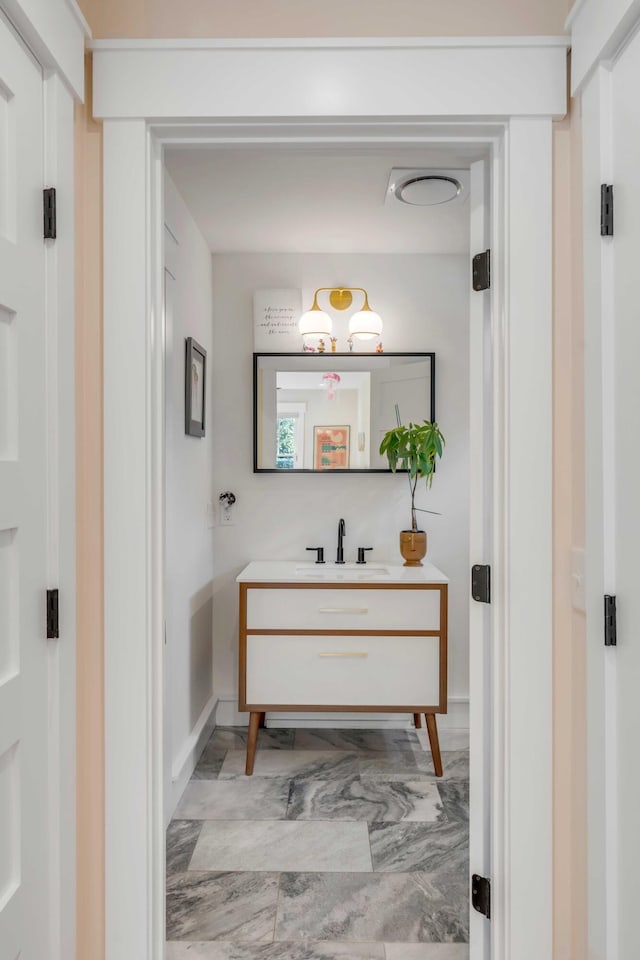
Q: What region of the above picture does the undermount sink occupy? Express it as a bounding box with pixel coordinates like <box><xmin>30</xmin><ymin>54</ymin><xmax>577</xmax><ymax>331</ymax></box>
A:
<box><xmin>295</xmin><ymin>562</ymin><xmax>391</xmax><ymax>579</ymax></box>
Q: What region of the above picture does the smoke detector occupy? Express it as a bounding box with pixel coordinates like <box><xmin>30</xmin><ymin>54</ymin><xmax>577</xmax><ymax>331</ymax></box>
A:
<box><xmin>385</xmin><ymin>168</ymin><xmax>469</xmax><ymax>207</ymax></box>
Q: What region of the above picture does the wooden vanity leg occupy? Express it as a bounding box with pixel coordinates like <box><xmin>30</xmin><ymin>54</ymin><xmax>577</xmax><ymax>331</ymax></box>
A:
<box><xmin>425</xmin><ymin>713</ymin><xmax>443</xmax><ymax>777</ymax></box>
<box><xmin>245</xmin><ymin>712</ymin><xmax>261</xmax><ymax>776</ymax></box>
<box><xmin>413</xmin><ymin>713</ymin><xmax>422</xmax><ymax>728</ymax></box>
<box><xmin>258</xmin><ymin>712</ymin><xmax>266</xmax><ymax>729</ymax></box>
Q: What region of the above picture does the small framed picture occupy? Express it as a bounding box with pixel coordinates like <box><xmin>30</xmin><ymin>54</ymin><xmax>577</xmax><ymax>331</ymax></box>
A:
<box><xmin>314</xmin><ymin>426</ymin><xmax>350</xmax><ymax>470</ymax></box>
<box><xmin>185</xmin><ymin>337</ymin><xmax>206</xmax><ymax>437</ymax></box>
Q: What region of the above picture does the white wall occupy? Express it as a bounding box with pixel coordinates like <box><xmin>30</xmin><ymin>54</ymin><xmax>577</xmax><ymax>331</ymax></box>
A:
<box><xmin>163</xmin><ymin>174</ymin><xmax>216</xmax><ymax>820</ymax></box>
<box><xmin>211</xmin><ymin>252</ymin><xmax>469</xmax><ymax>727</ymax></box>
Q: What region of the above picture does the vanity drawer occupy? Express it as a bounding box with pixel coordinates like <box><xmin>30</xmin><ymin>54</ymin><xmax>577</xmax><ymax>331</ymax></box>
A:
<box><xmin>245</xmin><ymin>634</ymin><xmax>442</xmax><ymax>707</ymax></box>
<box><xmin>245</xmin><ymin>587</ymin><xmax>442</xmax><ymax>632</ymax></box>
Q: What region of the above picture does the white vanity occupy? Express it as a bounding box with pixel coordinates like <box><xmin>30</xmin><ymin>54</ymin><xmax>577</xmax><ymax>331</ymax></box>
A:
<box><xmin>236</xmin><ymin>560</ymin><xmax>448</xmax><ymax>776</ymax></box>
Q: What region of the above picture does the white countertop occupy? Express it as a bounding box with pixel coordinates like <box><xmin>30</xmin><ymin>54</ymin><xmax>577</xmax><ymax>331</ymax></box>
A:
<box><xmin>236</xmin><ymin>560</ymin><xmax>448</xmax><ymax>584</ymax></box>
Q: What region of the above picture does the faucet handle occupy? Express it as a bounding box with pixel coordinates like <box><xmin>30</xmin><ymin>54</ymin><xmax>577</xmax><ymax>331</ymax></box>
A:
<box><xmin>356</xmin><ymin>547</ymin><xmax>373</xmax><ymax>565</ymax></box>
<box><xmin>306</xmin><ymin>547</ymin><xmax>325</xmax><ymax>564</ymax></box>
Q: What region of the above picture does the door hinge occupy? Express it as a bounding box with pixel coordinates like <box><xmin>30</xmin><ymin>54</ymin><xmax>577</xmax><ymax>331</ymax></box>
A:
<box><xmin>46</xmin><ymin>588</ymin><xmax>59</xmax><ymax>640</ymax></box>
<box><xmin>601</xmin><ymin>184</ymin><xmax>614</xmax><ymax>237</ymax></box>
<box><xmin>472</xmin><ymin>874</ymin><xmax>491</xmax><ymax>919</ymax></box>
<box><xmin>43</xmin><ymin>187</ymin><xmax>56</xmax><ymax>240</ymax></box>
<box><xmin>472</xmin><ymin>249</ymin><xmax>490</xmax><ymax>291</ymax></box>
<box><xmin>471</xmin><ymin>564</ymin><xmax>491</xmax><ymax>604</ymax></box>
<box><xmin>604</xmin><ymin>594</ymin><xmax>617</xmax><ymax>647</ymax></box>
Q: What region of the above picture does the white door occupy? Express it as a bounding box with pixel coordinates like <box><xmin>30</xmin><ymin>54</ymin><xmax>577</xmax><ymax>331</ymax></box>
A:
<box><xmin>0</xmin><ymin>15</ymin><xmax>51</xmax><ymax>960</ymax></box>
<box><xmin>602</xmin><ymin>32</ymin><xmax>640</xmax><ymax>959</ymax></box>
<box><xmin>468</xmin><ymin>158</ymin><xmax>491</xmax><ymax>960</ymax></box>
<box><xmin>369</xmin><ymin>359</ymin><xmax>432</xmax><ymax>467</ymax></box>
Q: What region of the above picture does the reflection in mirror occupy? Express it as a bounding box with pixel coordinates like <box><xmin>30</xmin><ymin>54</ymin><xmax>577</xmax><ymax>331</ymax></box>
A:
<box><xmin>254</xmin><ymin>353</ymin><xmax>435</xmax><ymax>473</ymax></box>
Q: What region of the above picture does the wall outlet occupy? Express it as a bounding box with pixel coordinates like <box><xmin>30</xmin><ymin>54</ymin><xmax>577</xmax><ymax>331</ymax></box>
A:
<box><xmin>220</xmin><ymin>503</ymin><xmax>235</xmax><ymax>525</ymax></box>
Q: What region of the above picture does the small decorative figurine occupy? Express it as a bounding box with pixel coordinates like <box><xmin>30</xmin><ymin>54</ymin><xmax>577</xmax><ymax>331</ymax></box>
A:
<box><xmin>318</xmin><ymin>338</ymin><xmax>326</xmax><ymax>353</ymax></box>
<box><xmin>302</xmin><ymin>342</ymin><xmax>316</xmax><ymax>353</ymax></box>
<box><xmin>376</xmin><ymin>341</ymin><xmax>384</xmax><ymax>353</ymax></box>
<box><xmin>347</xmin><ymin>336</ymin><xmax>354</xmax><ymax>352</ymax></box>
<box><xmin>330</xmin><ymin>337</ymin><xmax>338</xmax><ymax>352</ymax></box>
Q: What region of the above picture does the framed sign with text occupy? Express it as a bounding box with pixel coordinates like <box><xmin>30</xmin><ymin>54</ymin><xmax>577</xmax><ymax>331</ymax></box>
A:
<box><xmin>253</xmin><ymin>288</ymin><xmax>302</xmax><ymax>351</ymax></box>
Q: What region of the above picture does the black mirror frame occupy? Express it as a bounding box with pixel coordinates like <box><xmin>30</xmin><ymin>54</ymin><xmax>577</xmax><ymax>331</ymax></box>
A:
<box><xmin>253</xmin><ymin>351</ymin><xmax>436</xmax><ymax>474</ymax></box>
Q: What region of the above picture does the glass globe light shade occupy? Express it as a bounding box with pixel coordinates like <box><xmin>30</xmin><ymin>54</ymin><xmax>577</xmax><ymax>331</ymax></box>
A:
<box><xmin>349</xmin><ymin>308</ymin><xmax>383</xmax><ymax>341</ymax></box>
<box><xmin>299</xmin><ymin>308</ymin><xmax>332</xmax><ymax>338</ymax></box>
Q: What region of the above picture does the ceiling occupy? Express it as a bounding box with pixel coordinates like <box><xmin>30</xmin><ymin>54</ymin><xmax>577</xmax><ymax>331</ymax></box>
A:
<box><xmin>164</xmin><ymin>146</ymin><xmax>477</xmax><ymax>255</ymax></box>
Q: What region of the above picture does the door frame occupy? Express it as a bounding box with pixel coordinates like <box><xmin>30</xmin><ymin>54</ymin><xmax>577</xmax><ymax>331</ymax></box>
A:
<box><xmin>0</xmin><ymin>1</ymin><xmax>85</xmax><ymax>958</ymax></box>
<box><xmin>93</xmin><ymin>36</ymin><xmax>566</xmax><ymax>960</ymax></box>
<box><xmin>569</xmin><ymin>1</ymin><xmax>640</xmax><ymax>956</ymax></box>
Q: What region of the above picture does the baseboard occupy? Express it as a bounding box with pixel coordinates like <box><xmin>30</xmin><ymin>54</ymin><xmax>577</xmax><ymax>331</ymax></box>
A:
<box><xmin>215</xmin><ymin>696</ymin><xmax>469</xmax><ymax>730</ymax></box>
<box><xmin>168</xmin><ymin>694</ymin><xmax>218</xmax><ymax>820</ymax></box>
<box><xmin>215</xmin><ymin>696</ymin><xmax>249</xmax><ymax>727</ymax></box>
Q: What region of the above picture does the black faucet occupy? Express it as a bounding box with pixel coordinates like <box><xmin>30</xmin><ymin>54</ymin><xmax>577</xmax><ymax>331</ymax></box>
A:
<box><xmin>336</xmin><ymin>518</ymin><xmax>346</xmax><ymax>564</ymax></box>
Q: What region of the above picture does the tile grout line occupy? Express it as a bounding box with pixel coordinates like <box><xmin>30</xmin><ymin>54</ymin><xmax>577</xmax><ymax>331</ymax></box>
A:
<box><xmin>272</xmin><ymin>870</ymin><xmax>283</xmax><ymax>943</ymax></box>
<box><xmin>367</xmin><ymin>806</ymin><xmax>376</xmax><ymax>874</ymax></box>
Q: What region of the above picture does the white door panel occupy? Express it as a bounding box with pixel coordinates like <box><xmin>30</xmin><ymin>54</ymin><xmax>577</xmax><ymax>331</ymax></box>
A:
<box><xmin>610</xmin><ymin>30</ymin><xmax>640</xmax><ymax>959</ymax></box>
<box><xmin>0</xmin><ymin>14</ymin><xmax>49</xmax><ymax>960</ymax></box>
<box><xmin>369</xmin><ymin>360</ymin><xmax>432</xmax><ymax>467</ymax></box>
<box><xmin>468</xmin><ymin>158</ymin><xmax>491</xmax><ymax>960</ymax></box>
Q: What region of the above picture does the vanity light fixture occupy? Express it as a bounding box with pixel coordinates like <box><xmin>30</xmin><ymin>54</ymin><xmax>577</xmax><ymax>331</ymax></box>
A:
<box><xmin>298</xmin><ymin>287</ymin><xmax>383</xmax><ymax>342</ymax></box>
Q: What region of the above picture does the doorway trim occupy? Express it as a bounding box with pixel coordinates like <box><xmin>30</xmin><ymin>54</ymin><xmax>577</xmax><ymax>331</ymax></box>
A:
<box><xmin>93</xmin><ymin>36</ymin><xmax>566</xmax><ymax>960</ymax></box>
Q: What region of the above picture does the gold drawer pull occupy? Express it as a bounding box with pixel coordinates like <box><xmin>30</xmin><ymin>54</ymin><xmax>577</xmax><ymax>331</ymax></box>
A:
<box><xmin>319</xmin><ymin>652</ymin><xmax>368</xmax><ymax>658</ymax></box>
<box><xmin>318</xmin><ymin>607</ymin><xmax>368</xmax><ymax>614</ymax></box>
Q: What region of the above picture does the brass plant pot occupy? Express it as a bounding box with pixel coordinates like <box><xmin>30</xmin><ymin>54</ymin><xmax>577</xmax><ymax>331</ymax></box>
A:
<box><xmin>399</xmin><ymin>530</ymin><xmax>427</xmax><ymax>567</ymax></box>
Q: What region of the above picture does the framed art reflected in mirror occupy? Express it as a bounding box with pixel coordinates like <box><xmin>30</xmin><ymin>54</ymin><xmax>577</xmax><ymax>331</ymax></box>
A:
<box><xmin>314</xmin><ymin>425</ymin><xmax>350</xmax><ymax>470</ymax></box>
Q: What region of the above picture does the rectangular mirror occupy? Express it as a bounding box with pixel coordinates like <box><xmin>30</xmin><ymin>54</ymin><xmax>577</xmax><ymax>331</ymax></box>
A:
<box><xmin>254</xmin><ymin>352</ymin><xmax>435</xmax><ymax>473</ymax></box>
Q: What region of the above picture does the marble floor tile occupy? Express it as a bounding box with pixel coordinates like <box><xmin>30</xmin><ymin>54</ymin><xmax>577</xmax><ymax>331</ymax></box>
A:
<box><xmin>174</xmin><ymin>779</ymin><xmax>290</xmax><ymax>820</ymax></box>
<box><xmin>436</xmin><ymin>782</ymin><xmax>469</xmax><ymax>823</ymax></box>
<box><xmin>189</xmin><ymin>820</ymin><xmax>372</xmax><ymax>873</ymax></box>
<box><xmin>207</xmin><ymin>727</ymin><xmax>295</xmax><ymax>751</ymax></box>
<box><xmin>275</xmin><ymin>873</ymin><xmax>468</xmax><ymax>943</ymax></box>
<box><xmin>369</xmin><ymin>820</ymin><xmax>468</xmax><ymax>874</ymax></box>
<box><xmin>385</xmin><ymin>945</ymin><xmax>470</xmax><ymax>960</ymax></box>
<box><xmin>166</xmin><ymin>820</ymin><xmax>204</xmax><ymax>874</ymax></box>
<box><xmin>431</xmin><ymin>751</ymin><xmax>470</xmax><ymax>781</ymax></box>
<box><xmin>416</xmin><ymin>729</ymin><xmax>470</xmax><ymax>752</ymax></box>
<box><xmin>192</xmin><ymin>745</ymin><xmax>228</xmax><ymax>781</ymax></box>
<box><xmin>166</xmin><ymin>872</ymin><xmax>279</xmax><ymax>942</ymax></box>
<box><xmin>357</xmin><ymin>750</ymin><xmax>434</xmax><ymax>781</ymax></box>
<box><xmin>168</xmin><ymin>728</ymin><xmax>470</xmax><ymax>953</ymax></box>
<box><xmin>219</xmin><ymin>750</ymin><xmax>359</xmax><ymax>781</ymax></box>
<box><xmin>294</xmin><ymin>728</ymin><xmax>421</xmax><ymax>753</ymax></box>
<box><xmin>166</xmin><ymin>941</ymin><xmax>386</xmax><ymax>959</ymax></box>
<box><xmin>359</xmin><ymin>750</ymin><xmax>469</xmax><ymax>782</ymax></box>
<box><xmin>287</xmin><ymin>778</ymin><xmax>443</xmax><ymax>822</ymax></box>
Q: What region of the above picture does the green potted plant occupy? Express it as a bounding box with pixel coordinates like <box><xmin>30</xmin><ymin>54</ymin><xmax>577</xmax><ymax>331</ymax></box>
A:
<box><xmin>379</xmin><ymin>419</ymin><xmax>445</xmax><ymax>566</ymax></box>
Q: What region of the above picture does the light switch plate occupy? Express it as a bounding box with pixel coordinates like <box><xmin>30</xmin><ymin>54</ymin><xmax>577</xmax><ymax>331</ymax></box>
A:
<box><xmin>571</xmin><ymin>547</ymin><xmax>586</xmax><ymax>613</ymax></box>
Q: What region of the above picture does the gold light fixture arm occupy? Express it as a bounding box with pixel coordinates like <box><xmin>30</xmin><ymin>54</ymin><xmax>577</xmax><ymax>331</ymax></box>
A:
<box><xmin>311</xmin><ymin>287</ymin><xmax>370</xmax><ymax>312</ymax></box>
